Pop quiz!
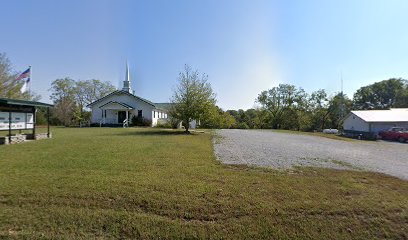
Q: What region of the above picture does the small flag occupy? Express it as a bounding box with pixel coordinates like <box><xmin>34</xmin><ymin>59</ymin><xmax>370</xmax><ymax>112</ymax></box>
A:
<box><xmin>20</xmin><ymin>81</ymin><xmax>28</xmax><ymax>93</ymax></box>
<box><xmin>16</xmin><ymin>67</ymin><xmax>30</xmax><ymax>81</ymax></box>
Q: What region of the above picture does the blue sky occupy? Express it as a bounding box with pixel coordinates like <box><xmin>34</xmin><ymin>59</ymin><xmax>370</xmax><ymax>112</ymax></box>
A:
<box><xmin>1</xmin><ymin>0</ymin><xmax>408</xmax><ymax>109</ymax></box>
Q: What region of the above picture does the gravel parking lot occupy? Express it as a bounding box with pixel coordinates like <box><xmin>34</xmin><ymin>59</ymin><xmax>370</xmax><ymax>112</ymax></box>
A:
<box><xmin>214</xmin><ymin>129</ymin><xmax>408</xmax><ymax>180</ymax></box>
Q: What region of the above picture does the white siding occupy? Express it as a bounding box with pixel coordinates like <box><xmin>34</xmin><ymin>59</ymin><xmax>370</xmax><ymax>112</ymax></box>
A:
<box><xmin>343</xmin><ymin>113</ymin><xmax>408</xmax><ymax>133</ymax></box>
<box><xmin>90</xmin><ymin>93</ymin><xmax>156</xmax><ymax>126</ymax></box>
<box><xmin>343</xmin><ymin>113</ymin><xmax>369</xmax><ymax>132</ymax></box>
<box><xmin>151</xmin><ymin>109</ymin><xmax>168</xmax><ymax>126</ymax></box>
<box><xmin>152</xmin><ymin>110</ymin><xmax>157</xmax><ymax>126</ymax></box>
<box><xmin>190</xmin><ymin>120</ymin><xmax>197</xmax><ymax>129</ymax></box>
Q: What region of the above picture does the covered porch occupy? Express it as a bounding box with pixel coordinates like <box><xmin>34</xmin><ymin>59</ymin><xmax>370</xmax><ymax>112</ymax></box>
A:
<box><xmin>99</xmin><ymin>101</ymin><xmax>134</xmax><ymax>127</ymax></box>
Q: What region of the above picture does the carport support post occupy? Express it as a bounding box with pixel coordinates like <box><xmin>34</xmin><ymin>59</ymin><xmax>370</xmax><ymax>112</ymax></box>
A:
<box><xmin>8</xmin><ymin>111</ymin><xmax>11</xmax><ymax>144</ymax></box>
<box><xmin>47</xmin><ymin>107</ymin><xmax>50</xmax><ymax>138</ymax></box>
<box><xmin>32</xmin><ymin>107</ymin><xmax>36</xmax><ymax>139</ymax></box>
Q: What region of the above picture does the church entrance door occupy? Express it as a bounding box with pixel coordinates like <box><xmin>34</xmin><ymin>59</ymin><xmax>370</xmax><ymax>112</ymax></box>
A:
<box><xmin>118</xmin><ymin>111</ymin><xmax>126</xmax><ymax>124</ymax></box>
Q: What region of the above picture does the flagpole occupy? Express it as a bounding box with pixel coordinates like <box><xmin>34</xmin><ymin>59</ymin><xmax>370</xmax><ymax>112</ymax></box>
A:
<box><xmin>28</xmin><ymin>65</ymin><xmax>32</xmax><ymax>98</ymax></box>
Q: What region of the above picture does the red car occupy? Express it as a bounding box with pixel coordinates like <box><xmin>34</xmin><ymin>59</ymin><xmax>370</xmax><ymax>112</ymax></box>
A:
<box><xmin>379</xmin><ymin>127</ymin><xmax>408</xmax><ymax>143</ymax></box>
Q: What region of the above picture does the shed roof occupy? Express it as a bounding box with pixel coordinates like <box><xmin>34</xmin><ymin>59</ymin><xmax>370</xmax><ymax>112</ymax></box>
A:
<box><xmin>351</xmin><ymin>108</ymin><xmax>408</xmax><ymax>122</ymax></box>
<box><xmin>0</xmin><ymin>97</ymin><xmax>53</xmax><ymax>108</ymax></box>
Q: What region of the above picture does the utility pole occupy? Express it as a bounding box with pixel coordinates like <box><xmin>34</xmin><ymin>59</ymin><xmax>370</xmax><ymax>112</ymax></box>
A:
<box><xmin>339</xmin><ymin>71</ymin><xmax>345</xmax><ymax>129</ymax></box>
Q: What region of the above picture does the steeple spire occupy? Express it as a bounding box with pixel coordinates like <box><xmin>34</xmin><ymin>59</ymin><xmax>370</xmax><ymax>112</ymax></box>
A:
<box><xmin>122</xmin><ymin>61</ymin><xmax>132</xmax><ymax>93</ymax></box>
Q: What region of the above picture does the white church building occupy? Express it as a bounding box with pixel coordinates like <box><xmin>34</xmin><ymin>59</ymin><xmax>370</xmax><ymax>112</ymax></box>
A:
<box><xmin>87</xmin><ymin>65</ymin><xmax>169</xmax><ymax>127</ymax></box>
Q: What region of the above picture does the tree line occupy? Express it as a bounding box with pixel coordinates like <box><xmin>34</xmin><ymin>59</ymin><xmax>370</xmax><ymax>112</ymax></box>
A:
<box><xmin>205</xmin><ymin>78</ymin><xmax>408</xmax><ymax>131</ymax></box>
<box><xmin>2</xmin><ymin>52</ymin><xmax>407</xmax><ymax>130</ymax></box>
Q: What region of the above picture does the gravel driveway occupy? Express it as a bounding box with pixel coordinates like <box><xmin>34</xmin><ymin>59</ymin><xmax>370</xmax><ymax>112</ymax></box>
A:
<box><xmin>214</xmin><ymin>129</ymin><xmax>408</xmax><ymax>180</ymax></box>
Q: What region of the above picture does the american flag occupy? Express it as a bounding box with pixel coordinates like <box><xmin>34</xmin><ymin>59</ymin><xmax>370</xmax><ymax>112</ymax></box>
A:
<box><xmin>16</xmin><ymin>67</ymin><xmax>31</xmax><ymax>81</ymax></box>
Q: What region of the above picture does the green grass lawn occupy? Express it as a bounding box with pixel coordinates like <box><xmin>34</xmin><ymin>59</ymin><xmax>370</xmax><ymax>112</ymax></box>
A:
<box><xmin>0</xmin><ymin>128</ymin><xmax>407</xmax><ymax>239</ymax></box>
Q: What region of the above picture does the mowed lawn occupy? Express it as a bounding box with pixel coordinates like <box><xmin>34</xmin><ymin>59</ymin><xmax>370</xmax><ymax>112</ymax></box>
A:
<box><xmin>0</xmin><ymin>128</ymin><xmax>407</xmax><ymax>239</ymax></box>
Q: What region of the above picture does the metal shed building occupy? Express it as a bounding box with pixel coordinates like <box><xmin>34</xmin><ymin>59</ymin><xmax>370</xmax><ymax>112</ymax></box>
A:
<box><xmin>343</xmin><ymin>108</ymin><xmax>408</xmax><ymax>138</ymax></box>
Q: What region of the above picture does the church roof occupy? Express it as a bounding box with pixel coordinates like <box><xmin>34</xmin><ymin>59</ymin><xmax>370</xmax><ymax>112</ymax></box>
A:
<box><xmin>154</xmin><ymin>103</ymin><xmax>174</xmax><ymax>110</ymax></box>
<box><xmin>87</xmin><ymin>90</ymin><xmax>156</xmax><ymax>108</ymax></box>
<box><xmin>99</xmin><ymin>101</ymin><xmax>134</xmax><ymax>109</ymax></box>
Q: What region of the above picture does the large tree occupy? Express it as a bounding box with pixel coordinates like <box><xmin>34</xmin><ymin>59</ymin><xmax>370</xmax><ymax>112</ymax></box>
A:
<box><xmin>257</xmin><ymin>84</ymin><xmax>308</xmax><ymax>129</ymax></box>
<box><xmin>75</xmin><ymin>79</ymin><xmax>116</xmax><ymax>109</ymax></box>
<box><xmin>327</xmin><ymin>93</ymin><xmax>353</xmax><ymax>129</ymax></box>
<box><xmin>49</xmin><ymin>78</ymin><xmax>76</xmax><ymax>126</ymax></box>
<box><xmin>169</xmin><ymin>65</ymin><xmax>216</xmax><ymax>133</ymax></box>
<box><xmin>49</xmin><ymin>78</ymin><xmax>116</xmax><ymax>126</ymax></box>
<box><xmin>309</xmin><ymin>89</ymin><xmax>329</xmax><ymax>130</ymax></box>
<box><xmin>353</xmin><ymin>78</ymin><xmax>408</xmax><ymax>110</ymax></box>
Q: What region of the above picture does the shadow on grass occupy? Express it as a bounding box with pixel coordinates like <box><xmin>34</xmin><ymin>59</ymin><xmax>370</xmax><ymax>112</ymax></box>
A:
<box><xmin>112</xmin><ymin>129</ymin><xmax>196</xmax><ymax>137</ymax></box>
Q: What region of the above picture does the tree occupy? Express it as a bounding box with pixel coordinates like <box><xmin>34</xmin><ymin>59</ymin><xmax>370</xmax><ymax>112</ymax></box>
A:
<box><xmin>309</xmin><ymin>89</ymin><xmax>329</xmax><ymax>130</ymax></box>
<box><xmin>257</xmin><ymin>84</ymin><xmax>308</xmax><ymax>129</ymax></box>
<box><xmin>0</xmin><ymin>52</ymin><xmax>19</xmax><ymax>98</ymax></box>
<box><xmin>327</xmin><ymin>93</ymin><xmax>352</xmax><ymax>129</ymax></box>
<box><xmin>252</xmin><ymin>108</ymin><xmax>270</xmax><ymax>129</ymax></box>
<box><xmin>75</xmin><ymin>79</ymin><xmax>116</xmax><ymax>108</ymax></box>
<box><xmin>74</xmin><ymin>79</ymin><xmax>116</xmax><ymax>124</ymax></box>
<box><xmin>0</xmin><ymin>52</ymin><xmax>41</xmax><ymax>100</ymax></box>
<box><xmin>169</xmin><ymin>65</ymin><xmax>216</xmax><ymax>133</ymax></box>
<box><xmin>49</xmin><ymin>78</ymin><xmax>116</xmax><ymax>126</ymax></box>
<box><xmin>225</xmin><ymin>108</ymin><xmax>271</xmax><ymax>129</ymax></box>
<box><xmin>200</xmin><ymin>105</ymin><xmax>236</xmax><ymax>129</ymax></box>
<box><xmin>52</xmin><ymin>98</ymin><xmax>75</xmax><ymax>126</ymax></box>
<box><xmin>353</xmin><ymin>78</ymin><xmax>408</xmax><ymax>110</ymax></box>
<box><xmin>49</xmin><ymin>78</ymin><xmax>76</xmax><ymax>126</ymax></box>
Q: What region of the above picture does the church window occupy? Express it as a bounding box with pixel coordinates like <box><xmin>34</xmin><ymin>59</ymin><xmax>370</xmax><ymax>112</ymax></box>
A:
<box><xmin>138</xmin><ymin>110</ymin><xmax>142</xmax><ymax>117</ymax></box>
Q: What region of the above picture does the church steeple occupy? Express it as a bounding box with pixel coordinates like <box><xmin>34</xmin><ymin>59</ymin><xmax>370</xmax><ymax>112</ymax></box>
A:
<box><xmin>122</xmin><ymin>61</ymin><xmax>132</xmax><ymax>94</ymax></box>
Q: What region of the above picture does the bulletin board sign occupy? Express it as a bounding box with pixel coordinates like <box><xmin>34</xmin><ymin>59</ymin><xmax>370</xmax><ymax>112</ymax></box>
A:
<box><xmin>0</xmin><ymin>112</ymin><xmax>34</xmax><ymax>130</ymax></box>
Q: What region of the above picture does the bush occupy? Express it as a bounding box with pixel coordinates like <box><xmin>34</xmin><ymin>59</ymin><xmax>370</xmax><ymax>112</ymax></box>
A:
<box><xmin>131</xmin><ymin>116</ymin><xmax>152</xmax><ymax>127</ymax></box>
<box><xmin>154</xmin><ymin>116</ymin><xmax>180</xmax><ymax>129</ymax></box>
<box><xmin>237</xmin><ymin>122</ymin><xmax>249</xmax><ymax>129</ymax></box>
<box><xmin>156</xmin><ymin>121</ymin><xmax>172</xmax><ymax>128</ymax></box>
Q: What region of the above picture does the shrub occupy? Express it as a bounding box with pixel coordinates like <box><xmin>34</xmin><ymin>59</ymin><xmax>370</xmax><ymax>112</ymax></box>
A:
<box><xmin>237</xmin><ymin>122</ymin><xmax>249</xmax><ymax>129</ymax></box>
<box><xmin>156</xmin><ymin>121</ymin><xmax>172</xmax><ymax>128</ymax></box>
<box><xmin>131</xmin><ymin>116</ymin><xmax>151</xmax><ymax>127</ymax></box>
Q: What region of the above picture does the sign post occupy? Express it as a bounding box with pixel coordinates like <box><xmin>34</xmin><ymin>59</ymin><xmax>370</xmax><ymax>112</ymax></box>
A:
<box><xmin>8</xmin><ymin>111</ymin><xmax>11</xmax><ymax>143</ymax></box>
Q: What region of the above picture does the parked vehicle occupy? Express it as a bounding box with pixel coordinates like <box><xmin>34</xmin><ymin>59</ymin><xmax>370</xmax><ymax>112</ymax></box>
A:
<box><xmin>378</xmin><ymin>127</ymin><xmax>408</xmax><ymax>143</ymax></box>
